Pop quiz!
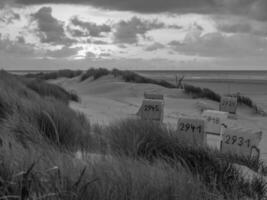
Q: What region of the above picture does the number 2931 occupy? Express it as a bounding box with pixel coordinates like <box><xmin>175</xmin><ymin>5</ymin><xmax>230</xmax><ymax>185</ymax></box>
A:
<box><xmin>224</xmin><ymin>135</ymin><xmax>250</xmax><ymax>148</ymax></box>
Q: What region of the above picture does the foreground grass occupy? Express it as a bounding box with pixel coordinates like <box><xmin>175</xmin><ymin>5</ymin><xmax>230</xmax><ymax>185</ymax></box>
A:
<box><xmin>2</xmin><ymin>70</ymin><xmax>266</xmax><ymax>199</ymax></box>
<box><xmin>0</xmin><ymin>151</ymin><xmax>216</xmax><ymax>200</ymax></box>
<box><xmin>93</xmin><ymin>119</ymin><xmax>266</xmax><ymax>199</ymax></box>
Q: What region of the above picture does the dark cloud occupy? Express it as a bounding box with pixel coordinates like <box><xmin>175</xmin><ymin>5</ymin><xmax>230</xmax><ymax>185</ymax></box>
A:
<box><xmin>117</xmin><ymin>44</ymin><xmax>127</xmax><ymax>48</ymax></box>
<box><xmin>13</xmin><ymin>0</ymin><xmax>267</xmax><ymax>21</ymax></box>
<box><xmin>99</xmin><ymin>52</ymin><xmax>111</xmax><ymax>57</ymax></box>
<box><xmin>216</xmin><ymin>17</ymin><xmax>267</xmax><ymax>36</ymax></box>
<box><xmin>0</xmin><ymin>0</ymin><xmax>16</xmax><ymax>8</ymax></box>
<box><xmin>168</xmin><ymin>40</ymin><xmax>183</xmax><ymax>46</ymax></box>
<box><xmin>114</xmin><ymin>17</ymin><xmax>164</xmax><ymax>44</ymax></box>
<box><xmin>70</xmin><ymin>17</ymin><xmax>111</xmax><ymax>37</ymax></box>
<box><xmin>145</xmin><ymin>42</ymin><xmax>165</xmax><ymax>51</ymax></box>
<box><xmin>31</xmin><ymin>7</ymin><xmax>75</xmax><ymax>45</ymax></box>
<box><xmin>46</xmin><ymin>46</ymin><xmax>82</xmax><ymax>58</ymax></box>
<box><xmin>16</xmin><ymin>35</ymin><xmax>26</xmax><ymax>43</ymax></box>
<box><xmin>92</xmin><ymin>40</ymin><xmax>109</xmax><ymax>45</ymax></box>
<box><xmin>169</xmin><ymin>32</ymin><xmax>267</xmax><ymax>58</ymax></box>
<box><xmin>0</xmin><ymin>35</ymin><xmax>39</xmax><ymax>57</ymax></box>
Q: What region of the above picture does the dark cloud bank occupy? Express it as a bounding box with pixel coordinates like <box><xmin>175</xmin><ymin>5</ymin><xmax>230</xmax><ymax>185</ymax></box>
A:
<box><xmin>114</xmin><ymin>17</ymin><xmax>164</xmax><ymax>44</ymax></box>
<box><xmin>13</xmin><ymin>0</ymin><xmax>267</xmax><ymax>21</ymax></box>
<box><xmin>70</xmin><ymin>17</ymin><xmax>111</xmax><ymax>37</ymax></box>
<box><xmin>31</xmin><ymin>7</ymin><xmax>75</xmax><ymax>45</ymax></box>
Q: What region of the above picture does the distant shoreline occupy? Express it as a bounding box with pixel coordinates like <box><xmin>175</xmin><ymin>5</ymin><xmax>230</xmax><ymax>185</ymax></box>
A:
<box><xmin>6</xmin><ymin>69</ymin><xmax>267</xmax><ymax>73</ymax></box>
<box><xmin>7</xmin><ymin>69</ymin><xmax>267</xmax><ymax>82</ymax></box>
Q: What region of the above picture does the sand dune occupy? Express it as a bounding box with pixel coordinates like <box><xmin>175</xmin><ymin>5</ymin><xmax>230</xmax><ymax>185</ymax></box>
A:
<box><xmin>50</xmin><ymin>75</ymin><xmax>267</xmax><ymax>162</ymax></box>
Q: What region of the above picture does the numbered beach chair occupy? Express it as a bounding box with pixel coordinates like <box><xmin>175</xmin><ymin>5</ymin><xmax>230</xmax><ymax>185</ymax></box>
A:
<box><xmin>202</xmin><ymin>110</ymin><xmax>228</xmax><ymax>136</ymax></box>
<box><xmin>202</xmin><ymin>110</ymin><xmax>228</xmax><ymax>150</ymax></box>
<box><xmin>137</xmin><ymin>93</ymin><xmax>164</xmax><ymax>122</ymax></box>
<box><xmin>219</xmin><ymin>96</ymin><xmax>238</xmax><ymax>114</ymax></box>
<box><xmin>220</xmin><ymin>127</ymin><xmax>262</xmax><ymax>159</ymax></box>
<box><xmin>177</xmin><ymin>117</ymin><xmax>206</xmax><ymax>147</ymax></box>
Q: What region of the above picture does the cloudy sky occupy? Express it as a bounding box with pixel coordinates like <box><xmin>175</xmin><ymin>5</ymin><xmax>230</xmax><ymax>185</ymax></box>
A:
<box><xmin>0</xmin><ymin>0</ymin><xmax>267</xmax><ymax>70</ymax></box>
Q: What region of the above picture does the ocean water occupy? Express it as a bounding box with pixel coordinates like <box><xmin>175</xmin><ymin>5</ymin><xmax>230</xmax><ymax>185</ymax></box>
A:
<box><xmin>137</xmin><ymin>70</ymin><xmax>267</xmax><ymax>81</ymax></box>
<box><xmin>136</xmin><ymin>70</ymin><xmax>267</xmax><ymax>97</ymax></box>
<box><xmin>9</xmin><ymin>69</ymin><xmax>267</xmax><ymax>79</ymax></box>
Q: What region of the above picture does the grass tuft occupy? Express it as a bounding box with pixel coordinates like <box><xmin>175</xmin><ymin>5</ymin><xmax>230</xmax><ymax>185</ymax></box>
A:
<box><xmin>184</xmin><ymin>84</ymin><xmax>221</xmax><ymax>102</ymax></box>
<box><xmin>23</xmin><ymin>79</ymin><xmax>80</xmax><ymax>104</ymax></box>
<box><xmin>228</xmin><ymin>93</ymin><xmax>267</xmax><ymax>116</ymax></box>
<box><xmin>80</xmin><ymin>68</ymin><xmax>110</xmax><ymax>81</ymax></box>
<box><xmin>25</xmin><ymin>69</ymin><xmax>83</xmax><ymax>80</ymax></box>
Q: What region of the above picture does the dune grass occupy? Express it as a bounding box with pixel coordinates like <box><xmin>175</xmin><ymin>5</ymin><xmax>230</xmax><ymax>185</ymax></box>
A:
<box><xmin>80</xmin><ymin>68</ymin><xmax>110</xmax><ymax>81</ymax></box>
<box><xmin>111</xmin><ymin>69</ymin><xmax>177</xmax><ymax>88</ymax></box>
<box><xmin>25</xmin><ymin>69</ymin><xmax>83</xmax><ymax>80</ymax></box>
<box><xmin>0</xmin><ymin>71</ymin><xmax>89</xmax><ymax>150</ymax></box>
<box><xmin>183</xmin><ymin>84</ymin><xmax>221</xmax><ymax>102</ymax></box>
<box><xmin>227</xmin><ymin>93</ymin><xmax>267</xmax><ymax>116</ymax></box>
<box><xmin>22</xmin><ymin>79</ymin><xmax>80</xmax><ymax>104</ymax></box>
<box><xmin>0</xmin><ymin>150</ymin><xmax>219</xmax><ymax>200</ymax></box>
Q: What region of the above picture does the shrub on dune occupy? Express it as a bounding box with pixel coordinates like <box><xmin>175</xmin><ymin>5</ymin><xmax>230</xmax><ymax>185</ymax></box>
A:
<box><xmin>0</xmin><ymin>70</ymin><xmax>80</xmax><ymax>104</ymax></box>
<box><xmin>184</xmin><ymin>84</ymin><xmax>221</xmax><ymax>102</ymax></box>
<box><xmin>23</xmin><ymin>79</ymin><xmax>79</xmax><ymax>104</ymax></box>
<box><xmin>34</xmin><ymin>99</ymin><xmax>91</xmax><ymax>150</ymax></box>
<box><xmin>1</xmin><ymin>97</ymin><xmax>91</xmax><ymax>151</ymax></box>
<box><xmin>15</xmin><ymin>98</ymin><xmax>91</xmax><ymax>150</ymax></box>
<box><xmin>113</xmin><ymin>70</ymin><xmax>177</xmax><ymax>88</ymax></box>
<box><xmin>0</xmin><ymin>72</ymin><xmax>91</xmax><ymax>150</ymax></box>
<box><xmin>25</xmin><ymin>69</ymin><xmax>83</xmax><ymax>80</ymax></box>
<box><xmin>0</xmin><ymin>91</ymin><xmax>12</xmax><ymax>121</ymax></box>
<box><xmin>80</xmin><ymin>68</ymin><xmax>109</xmax><ymax>81</ymax></box>
<box><xmin>228</xmin><ymin>93</ymin><xmax>267</xmax><ymax>116</ymax></box>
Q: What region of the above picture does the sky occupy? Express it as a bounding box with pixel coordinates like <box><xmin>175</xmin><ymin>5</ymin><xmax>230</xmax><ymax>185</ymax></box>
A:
<box><xmin>0</xmin><ymin>0</ymin><xmax>267</xmax><ymax>70</ymax></box>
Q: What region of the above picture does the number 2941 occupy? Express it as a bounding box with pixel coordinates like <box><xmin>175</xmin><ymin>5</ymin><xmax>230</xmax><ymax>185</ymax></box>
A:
<box><xmin>179</xmin><ymin>123</ymin><xmax>202</xmax><ymax>133</ymax></box>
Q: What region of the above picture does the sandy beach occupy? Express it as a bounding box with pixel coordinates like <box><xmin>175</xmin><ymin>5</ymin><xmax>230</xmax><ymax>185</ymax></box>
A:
<box><xmin>50</xmin><ymin>71</ymin><xmax>267</xmax><ymax>163</ymax></box>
